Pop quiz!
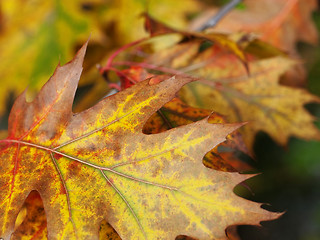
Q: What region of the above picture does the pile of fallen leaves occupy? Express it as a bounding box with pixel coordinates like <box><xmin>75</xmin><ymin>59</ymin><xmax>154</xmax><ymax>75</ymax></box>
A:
<box><xmin>0</xmin><ymin>0</ymin><xmax>319</xmax><ymax>239</ymax></box>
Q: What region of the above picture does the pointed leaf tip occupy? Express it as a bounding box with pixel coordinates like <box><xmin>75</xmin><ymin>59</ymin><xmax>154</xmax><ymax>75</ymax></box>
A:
<box><xmin>73</xmin><ymin>40</ymin><xmax>88</xmax><ymax>65</ymax></box>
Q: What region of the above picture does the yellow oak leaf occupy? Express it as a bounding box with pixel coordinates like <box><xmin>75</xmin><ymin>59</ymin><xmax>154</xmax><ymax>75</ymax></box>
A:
<box><xmin>0</xmin><ymin>43</ymin><xmax>277</xmax><ymax>240</ymax></box>
<box><xmin>180</xmin><ymin>48</ymin><xmax>320</xmax><ymax>149</ymax></box>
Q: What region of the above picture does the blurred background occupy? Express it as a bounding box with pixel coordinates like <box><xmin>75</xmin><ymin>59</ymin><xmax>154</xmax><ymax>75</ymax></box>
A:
<box><xmin>1</xmin><ymin>0</ymin><xmax>320</xmax><ymax>239</ymax></box>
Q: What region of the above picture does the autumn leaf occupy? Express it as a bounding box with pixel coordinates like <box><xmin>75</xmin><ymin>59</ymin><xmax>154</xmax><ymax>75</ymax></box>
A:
<box><xmin>0</xmin><ymin>43</ymin><xmax>277</xmax><ymax>239</ymax></box>
<box><xmin>179</xmin><ymin>47</ymin><xmax>320</xmax><ymax>149</ymax></box>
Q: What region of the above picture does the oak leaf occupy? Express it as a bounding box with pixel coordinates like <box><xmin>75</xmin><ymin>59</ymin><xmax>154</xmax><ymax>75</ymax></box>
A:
<box><xmin>0</xmin><ymin>43</ymin><xmax>277</xmax><ymax>240</ymax></box>
<box><xmin>179</xmin><ymin>47</ymin><xmax>320</xmax><ymax>149</ymax></box>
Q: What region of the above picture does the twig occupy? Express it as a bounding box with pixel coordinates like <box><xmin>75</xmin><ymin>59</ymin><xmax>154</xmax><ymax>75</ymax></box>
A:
<box><xmin>198</xmin><ymin>0</ymin><xmax>242</xmax><ymax>31</ymax></box>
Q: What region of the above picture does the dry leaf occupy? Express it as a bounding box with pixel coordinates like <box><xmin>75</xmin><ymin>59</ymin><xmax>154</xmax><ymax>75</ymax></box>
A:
<box><xmin>180</xmin><ymin>47</ymin><xmax>320</xmax><ymax>149</ymax></box>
